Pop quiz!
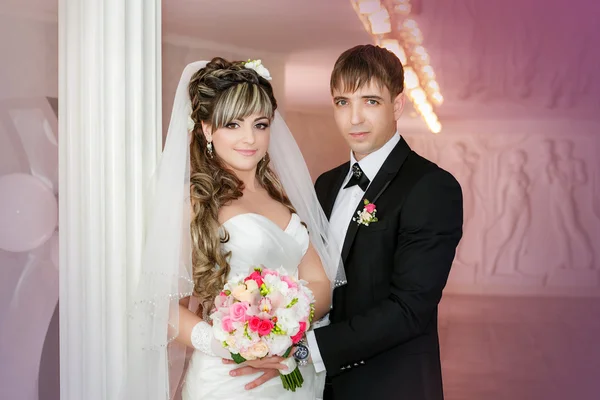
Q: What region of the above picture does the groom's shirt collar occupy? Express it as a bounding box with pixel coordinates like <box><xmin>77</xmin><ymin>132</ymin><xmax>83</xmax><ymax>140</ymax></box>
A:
<box><xmin>349</xmin><ymin>131</ymin><xmax>401</xmax><ymax>182</ymax></box>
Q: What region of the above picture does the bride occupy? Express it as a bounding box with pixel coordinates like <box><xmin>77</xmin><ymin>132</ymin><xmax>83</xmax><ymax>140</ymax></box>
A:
<box><xmin>124</xmin><ymin>58</ymin><xmax>344</xmax><ymax>400</ymax></box>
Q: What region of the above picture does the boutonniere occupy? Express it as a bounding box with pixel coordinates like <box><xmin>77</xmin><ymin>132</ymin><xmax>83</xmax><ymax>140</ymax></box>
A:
<box><xmin>353</xmin><ymin>199</ymin><xmax>378</xmax><ymax>226</ymax></box>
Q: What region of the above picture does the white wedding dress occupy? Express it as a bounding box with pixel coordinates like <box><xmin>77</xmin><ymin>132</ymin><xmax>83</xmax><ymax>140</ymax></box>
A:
<box><xmin>181</xmin><ymin>213</ymin><xmax>325</xmax><ymax>400</ymax></box>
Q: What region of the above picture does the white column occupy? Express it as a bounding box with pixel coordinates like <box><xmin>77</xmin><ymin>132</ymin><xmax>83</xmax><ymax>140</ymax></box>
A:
<box><xmin>58</xmin><ymin>1</ymin><xmax>161</xmax><ymax>399</ymax></box>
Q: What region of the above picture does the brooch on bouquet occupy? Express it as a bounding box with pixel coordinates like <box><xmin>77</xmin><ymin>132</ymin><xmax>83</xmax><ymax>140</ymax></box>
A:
<box><xmin>353</xmin><ymin>199</ymin><xmax>378</xmax><ymax>226</ymax></box>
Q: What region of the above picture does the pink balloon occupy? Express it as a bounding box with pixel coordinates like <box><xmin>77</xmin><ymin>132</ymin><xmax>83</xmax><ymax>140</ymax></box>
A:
<box><xmin>0</xmin><ymin>173</ymin><xmax>58</xmax><ymax>252</ymax></box>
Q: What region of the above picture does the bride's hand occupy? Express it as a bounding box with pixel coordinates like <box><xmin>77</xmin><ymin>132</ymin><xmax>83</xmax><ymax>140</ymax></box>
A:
<box><xmin>223</xmin><ymin>352</ymin><xmax>296</xmax><ymax>390</ymax></box>
<box><xmin>222</xmin><ymin>355</ymin><xmax>288</xmax><ymax>371</ymax></box>
<box><xmin>245</xmin><ymin>355</ymin><xmax>289</xmax><ymax>371</ymax></box>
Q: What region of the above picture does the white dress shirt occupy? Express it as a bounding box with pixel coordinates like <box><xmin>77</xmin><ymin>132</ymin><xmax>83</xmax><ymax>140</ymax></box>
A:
<box><xmin>307</xmin><ymin>132</ymin><xmax>401</xmax><ymax>373</ymax></box>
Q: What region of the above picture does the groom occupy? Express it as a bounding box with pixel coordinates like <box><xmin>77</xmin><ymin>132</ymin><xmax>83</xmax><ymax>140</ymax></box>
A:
<box><xmin>306</xmin><ymin>44</ymin><xmax>463</xmax><ymax>399</ymax></box>
<box><xmin>228</xmin><ymin>44</ymin><xmax>462</xmax><ymax>399</ymax></box>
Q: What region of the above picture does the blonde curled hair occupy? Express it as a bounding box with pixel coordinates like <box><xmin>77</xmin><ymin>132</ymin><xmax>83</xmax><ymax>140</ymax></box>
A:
<box><xmin>188</xmin><ymin>57</ymin><xmax>297</xmax><ymax>315</ymax></box>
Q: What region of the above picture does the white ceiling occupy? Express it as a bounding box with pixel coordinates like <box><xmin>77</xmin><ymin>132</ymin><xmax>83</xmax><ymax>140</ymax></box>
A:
<box><xmin>162</xmin><ymin>0</ymin><xmax>600</xmax><ymax>122</ymax></box>
<box><xmin>162</xmin><ymin>0</ymin><xmax>373</xmax><ymax>113</ymax></box>
<box><xmin>163</xmin><ymin>0</ymin><xmax>370</xmax><ymax>54</ymax></box>
<box><xmin>6</xmin><ymin>0</ymin><xmax>600</xmax><ymax>123</ymax></box>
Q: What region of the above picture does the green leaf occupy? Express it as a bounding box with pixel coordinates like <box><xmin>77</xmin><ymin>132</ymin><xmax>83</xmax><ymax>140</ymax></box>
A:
<box><xmin>231</xmin><ymin>352</ymin><xmax>246</xmax><ymax>364</ymax></box>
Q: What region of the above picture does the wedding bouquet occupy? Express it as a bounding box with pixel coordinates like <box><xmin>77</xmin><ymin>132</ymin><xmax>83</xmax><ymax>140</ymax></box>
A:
<box><xmin>209</xmin><ymin>265</ymin><xmax>315</xmax><ymax>391</ymax></box>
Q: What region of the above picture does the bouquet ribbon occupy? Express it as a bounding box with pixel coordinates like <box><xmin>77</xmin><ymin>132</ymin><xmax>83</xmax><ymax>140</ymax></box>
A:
<box><xmin>279</xmin><ymin>357</ymin><xmax>298</xmax><ymax>376</ymax></box>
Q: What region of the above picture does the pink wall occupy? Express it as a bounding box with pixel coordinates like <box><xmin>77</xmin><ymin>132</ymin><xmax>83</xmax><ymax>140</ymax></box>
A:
<box><xmin>285</xmin><ymin>110</ymin><xmax>349</xmax><ymax>180</ymax></box>
<box><xmin>285</xmin><ymin>111</ymin><xmax>600</xmax><ymax>297</ymax></box>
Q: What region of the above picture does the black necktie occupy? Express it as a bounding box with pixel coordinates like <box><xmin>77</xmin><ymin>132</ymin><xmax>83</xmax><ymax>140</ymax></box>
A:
<box><xmin>344</xmin><ymin>163</ymin><xmax>370</xmax><ymax>191</ymax></box>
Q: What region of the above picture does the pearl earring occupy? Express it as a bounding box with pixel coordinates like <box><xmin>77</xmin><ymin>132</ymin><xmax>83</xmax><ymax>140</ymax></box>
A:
<box><xmin>207</xmin><ymin>141</ymin><xmax>214</xmax><ymax>158</ymax></box>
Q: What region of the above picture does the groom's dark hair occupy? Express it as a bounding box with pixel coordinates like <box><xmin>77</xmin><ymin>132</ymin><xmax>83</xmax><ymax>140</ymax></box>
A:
<box><xmin>330</xmin><ymin>44</ymin><xmax>404</xmax><ymax>99</ymax></box>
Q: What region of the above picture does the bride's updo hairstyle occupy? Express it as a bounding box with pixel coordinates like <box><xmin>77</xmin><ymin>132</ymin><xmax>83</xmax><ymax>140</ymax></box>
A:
<box><xmin>187</xmin><ymin>57</ymin><xmax>298</xmax><ymax>315</ymax></box>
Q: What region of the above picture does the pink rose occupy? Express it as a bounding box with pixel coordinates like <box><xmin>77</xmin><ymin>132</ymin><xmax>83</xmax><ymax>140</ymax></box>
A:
<box><xmin>248</xmin><ymin>316</ymin><xmax>262</xmax><ymax>332</ymax></box>
<box><xmin>244</xmin><ymin>271</ymin><xmax>264</xmax><ymax>287</ymax></box>
<box><xmin>258</xmin><ymin>319</ymin><xmax>274</xmax><ymax>336</ymax></box>
<box><xmin>230</xmin><ymin>302</ymin><xmax>250</xmax><ymax>323</ymax></box>
<box><xmin>291</xmin><ymin>321</ymin><xmax>307</xmax><ymax>344</ymax></box>
<box><xmin>365</xmin><ymin>203</ymin><xmax>376</xmax><ymax>213</ymax></box>
<box><xmin>281</xmin><ymin>275</ymin><xmax>298</xmax><ymax>289</ymax></box>
<box><xmin>221</xmin><ymin>316</ymin><xmax>234</xmax><ymax>333</ymax></box>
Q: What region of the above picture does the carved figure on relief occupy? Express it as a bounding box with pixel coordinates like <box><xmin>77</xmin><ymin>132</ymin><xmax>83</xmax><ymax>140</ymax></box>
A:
<box><xmin>485</xmin><ymin>149</ymin><xmax>531</xmax><ymax>275</ymax></box>
<box><xmin>544</xmin><ymin>139</ymin><xmax>594</xmax><ymax>270</ymax></box>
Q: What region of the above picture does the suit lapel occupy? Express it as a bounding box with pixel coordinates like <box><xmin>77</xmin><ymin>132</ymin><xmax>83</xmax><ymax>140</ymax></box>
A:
<box><xmin>340</xmin><ymin>138</ymin><xmax>412</xmax><ymax>264</ymax></box>
<box><xmin>323</xmin><ymin>162</ymin><xmax>349</xmax><ymax>219</ymax></box>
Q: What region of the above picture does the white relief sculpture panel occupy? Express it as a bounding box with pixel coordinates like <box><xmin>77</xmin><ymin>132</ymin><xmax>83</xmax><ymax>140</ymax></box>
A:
<box><xmin>403</xmin><ymin>128</ymin><xmax>600</xmax><ymax>295</ymax></box>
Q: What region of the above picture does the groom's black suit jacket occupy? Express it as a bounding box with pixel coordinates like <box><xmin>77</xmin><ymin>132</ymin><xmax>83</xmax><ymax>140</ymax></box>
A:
<box><xmin>314</xmin><ymin>138</ymin><xmax>463</xmax><ymax>400</ymax></box>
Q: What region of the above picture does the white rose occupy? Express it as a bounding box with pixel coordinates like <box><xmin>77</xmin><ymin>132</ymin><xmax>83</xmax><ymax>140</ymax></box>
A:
<box><xmin>300</xmin><ymin>286</ymin><xmax>315</xmax><ymax>304</ymax></box>
<box><xmin>239</xmin><ymin>291</ymin><xmax>256</xmax><ymax>303</ymax></box>
<box><xmin>263</xmin><ymin>273</ymin><xmax>279</xmax><ymax>287</ymax></box>
<box><xmin>233</xmin><ymin>329</ymin><xmax>255</xmax><ymax>353</ymax></box>
<box><xmin>360</xmin><ymin>210</ymin><xmax>371</xmax><ymax>223</ymax></box>
<box><xmin>294</xmin><ymin>297</ymin><xmax>311</xmax><ymax>320</ymax></box>
<box><xmin>239</xmin><ymin>349</ymin><xmax>258</xmax><ymax>361</ymax></box>
<box><xmin>245</xmin><ymin>279</ymin><xmax>259</xmax><ymax>292</ymax></box>
<box><xmin>264</xmin><ymin>274</ymin><xmax>290</xmax><ymax>296</ymax></box>
<box><xmin>276</xmin><ymin>308</ymin><xmax>300</xmax><ymax>336</ymax></box>
<box><xmin>225</xmin><ymin>335</ymin><xmax>237</xmax><ymax>350</ymax></box>
<box><xmin>265</xmin><ymin>334</ymin><xmax>293</xmax><ymax>356</ymax></box>
<box><xmin>248</xmin><ymin>341</ymin><xmax>269</xmax><ymax>358</ymax></box>
<box><xmin>231</xmin><ymin>284</ymin><xmax>247</xmax><ymax>301</ymax></box>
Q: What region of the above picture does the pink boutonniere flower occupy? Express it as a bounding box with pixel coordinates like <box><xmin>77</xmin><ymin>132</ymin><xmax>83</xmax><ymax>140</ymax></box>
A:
<box><xmin>353</xmin><ymin>199</ymin><xmax>379</xmax><ymax>226</ymax></box>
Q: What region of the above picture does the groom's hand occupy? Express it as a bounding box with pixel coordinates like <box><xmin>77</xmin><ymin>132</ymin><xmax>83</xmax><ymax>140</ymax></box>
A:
<box><xmin>222</xmin><ymin>359</ymin><xmax>280</xmax><ymax>390</ymax></box>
